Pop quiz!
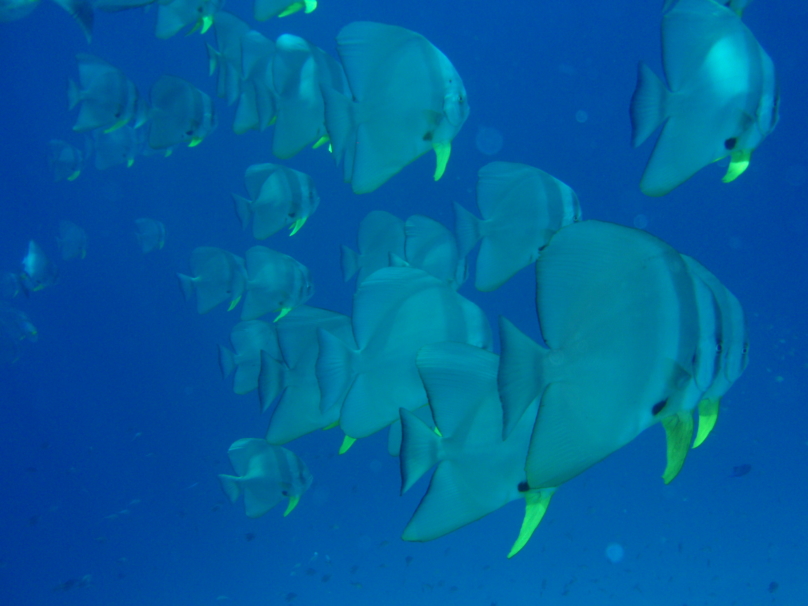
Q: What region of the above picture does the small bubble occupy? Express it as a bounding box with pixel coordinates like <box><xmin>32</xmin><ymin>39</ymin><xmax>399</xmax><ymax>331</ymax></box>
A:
<box><xmin>575</xmin><ymin>110</ymin><xmax>588</xmax><ymax>123</ymax></box>
<box><xmin>633</xmin><ymin>214</ymin><xmax>648</xmax><ymax>229</ymax></box>
<box><xmin>605</xmin><ymin>543</ymin><xmax>625</xmax><ymax>563</ymax></box>
<box><xmin>475</xmin><ymin>126</ymin><xmax>504</xmax><ymax>155</ymax></box>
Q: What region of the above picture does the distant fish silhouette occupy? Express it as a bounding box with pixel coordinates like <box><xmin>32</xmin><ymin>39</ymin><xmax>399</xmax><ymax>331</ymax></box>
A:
<box><xmin>730</xmin><ymin>464</ymin><xmax>752</xmax><ymax>477</ymax></box>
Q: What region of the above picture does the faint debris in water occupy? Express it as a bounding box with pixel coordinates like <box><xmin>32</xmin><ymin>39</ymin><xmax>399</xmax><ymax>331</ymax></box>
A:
<box><xmin>731</xmin><ymin>464</ymin><xmax>752</xmax><ymax>477</ymax></box>
<box><xmin>52</xmin><ymin>574</ymin><xmax>92</xmax><ymax>592</ymax></box>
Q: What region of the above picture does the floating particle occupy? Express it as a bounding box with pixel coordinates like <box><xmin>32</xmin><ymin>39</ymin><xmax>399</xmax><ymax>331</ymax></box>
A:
<box><xmin>475</xmin><ymin>127</ymin><xmax>504</xmax><ymax>156</ymax></box>
<box><xmin>731</xmin><ymin>464</ymin><xmax>752</xmax><ymax>477</ymax></box>
<box><xmin>605</xmin><ymin>543</ymin><xmax>625</xmax><ymax>563</ymax></box>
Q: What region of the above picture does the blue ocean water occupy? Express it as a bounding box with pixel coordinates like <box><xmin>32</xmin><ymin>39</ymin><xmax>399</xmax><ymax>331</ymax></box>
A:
<box><xmin>1</xmin><ymin>0</ymin><xmax>806</xmax><ymax>604</ymax></box>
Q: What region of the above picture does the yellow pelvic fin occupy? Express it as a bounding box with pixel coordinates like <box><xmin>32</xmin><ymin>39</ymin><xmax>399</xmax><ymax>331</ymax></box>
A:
<box><xmin>103</xmin><ymin>118</ymin><xmax>128</xmax><ymax>134</ymax></box>
<box><xmin>67</xmin><ymin>170</ymin><xmax>81</xmax><ymax>181</ymax></box>
<box><xmin>661</xmin><ymin>411</ymin><xmax>694</xmax><ymax>484</ymax></box>
<box><xmin>278</xmin><ymin>1</ymin><xmax>304</xmax><ymax>17</ymax></box>
<box><xmin>274</xmin><ymin>307</ymin><xmax>292</xmax><ymax>322</ymax></box>
<box><xmin>433</xmin><ymin>142</ymin><xmax>452</xmax><ymax>181</ymax></box>
<box><xmin>289</xmin><ymin>217</ymin><xmax>307</xmax><ymax>236</ymax></box>
<box><xmin>199</xmin><ymin>15</ymin><xmax>214</xmax><ymax>34</ymax></box>
<box><xmin>188</xmin><ymin>137</ymin><xmax>203</xmax><ymax>148</ymax></box>
<box><xmin>693</xmin><ymin>397</ymin><xmax>720</xmax><ymax>448</ymax></box>
<box><xmin>126</xmin><ymin>158</ymin><xmax>134</xmax><ymax>168</ymax></box>
<box><xmin>312</xmin><ymin>135</ymin><xmax>329</xmax><ymax>149</ymax></box>
<box><xmin>339</xmin><ymin>435</ymin><xmax>357</xmax><ymax>454</ymax></box>
<box><xmin>304</xmin><ymin>0</ymin><xmax>317</xmax><ymax>13</ymax></box>
<box><xmin>227</xmin><ymin>295</ymin><xmax>242</xmax><ymax>312</ymax></box>
<box><xmin>433</xmin><ymin>427</ymin><xmax>443</xmax><ymax>438</ymax></box>
<box><xmin>283</xmin><ymin>494</ymin><xmax>301</xmax><ymax>516</ymax></box>
<box><xmin>186</xmin><ymin>21</ymin><xmax>200</xmax><ymax>35</ymax></box>
<box><xmin>322</xmin><ymin>420</ymin><xmax>339</xmax><ymax>431</ymax></box>
<box><xmin>722</xmin><ymin>149</ymin><xmax>752</xmax><ymax>183</ymax></box>
<box><xmin>508</xmin><ymin>488</ymin><xmax>556</xmax><ymax>558</ymax></box>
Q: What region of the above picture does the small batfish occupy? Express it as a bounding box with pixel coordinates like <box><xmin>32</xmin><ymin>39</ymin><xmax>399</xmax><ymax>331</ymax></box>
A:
<box><xmin>631</xmin><ymin>0</ymin><xmax>779</xmax><ymax>195</ymax></box>
<box><xmin>264</xmin><ymin>306</ymin><xmax>355</xmax><ymax>444</ymax></box>
<box><xmin>233</xmin><ymin>163</ymin><xmax>320</xmax><ymax>239</ymax></box>
<box><xmin>134</xmin><ymin>218</ymin><xmax>165</xmax><ymax>253</ymax></box>
<box><xmin>404</xmin><ymin>215</ymin><xmax>467</xmax><ymax>290</ymax></box>
<box><xmin>0</xmin><ymin>302</ymin><xmax>38</xmax><ymax>364</ymax></box>
<box><xmin>21</xmin><ymin>240</ymin><xmax>58</xmax><ymax>293</ymax></box>
<box><xmin>271</xmin><ymin>34</ymin><xmax>349</xmax><ymax>159</ymax></box>
<box><xmin>324</xmin><ymin>22</ymin><xmax>469</xmax><ymax>193</ymax></box>
<box><xmin>149</xmin><ymin>75</ymin><xmax>217</xmax><ymax>149</ymax></box>
<box><xmin>68</xmin><ymin>54</ymin><xmax>146</xmax><ymax>133</ymax></box>
<box><xmin>48</xmin><ymin>139</ymin><xmax>84</xmax><ymax>182</ymax></box>
<box><xmin>57</xmin><ymin>220</ymin><xmax>88</xmax><ymax>260</ymax></box>
<box><xmin>454</xmin><ymin>162</ymin><xmax>582</xmax><ymax>292</ymax></box>
<box><xmin>91</xmin><ymin>124</ymin><xmax>141</xmax><ymax>169</ymax></box>
<box><xmin>241</xmin><ymin>246</ymin><xmax>313</xmax><ymax>321</ymax></box>
<box><xmin>218</xmin><ymin>320</ymin><xmax>281</xmax><ymax>395</ymax></box>
<box><xmin>177</xmin><ymin>247</ymin><xmax>247</xmax><ymax>314</ymax></box>
<box><xmin>234</xmin><ymin>31</ymin><xmax>278</xmax><ymax>134</ymax></box>
<box><xmin>316</xmin><ymin>266</ymin><xmax>492</xmax><ymax>445</ymax></box>
<box><xmin>218</xmin><ymin>438</ymin><xmax>312</xmax><ymax>517</ymax></box>
<box><xmin>340</xmin><ymin>210</ymin><xmax>406</xmax><ymax>284</ymax></box>
<box><xmin>208</xmin><ymin>11</ymin><xmax>251</xmax><ymax>106</ymax></box>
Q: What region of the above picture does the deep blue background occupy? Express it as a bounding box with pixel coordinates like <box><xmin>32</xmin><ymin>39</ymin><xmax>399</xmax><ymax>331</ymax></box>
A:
<box><xmin>1</xmin><ymin>1</ymin><xmax>807</xmax><ymax>604</ymax></box>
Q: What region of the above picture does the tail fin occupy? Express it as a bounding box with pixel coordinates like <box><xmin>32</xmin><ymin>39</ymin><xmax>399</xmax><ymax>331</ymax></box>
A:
<box><xmin>232</xmin><ymin>194</ymin><xmax>252</xmax><ymax>231</ymax></box>
<box><xmin>453</xmin><ymin>201</ymin><xmax>481</xmax><ymax>259</ymax></box>
<box><xmin>218</xmin><ymin>345</ymin><xmax>235</xmax><ymax>379</ymax></box>
<box><xmin>498</xmin><ymin>316</ymin><xmax>546</xmax><ymax>439</ymax></box>
<box><xmin>322</xmin><ymin>86</ymin><xmax>355</xmax><ymax>173</ymax></box>
<box><xmin>217</xmin><ymin>474</ymin><xmax>242</xmax><ymax>504</ymax></box>
<box><xmin>399</xmin><ymin>408</ymin><xmax>440</xmax><ymax>495</ymax></box>
<box><xmin>340</xmin><ymin>245</ymin><xmax>360</xmax><ymax>282</ymax></box>
<box><xmin>67</xmin><ymin>79</ymin><xmax>81</xmax><ymax>110</ymax></box>
<box><xmin>176</xmin><ymin>273</ymin><xmax>194</xmax><ymax>302</ymax></box>
<box><xmin>52</xmin><ymin>0</ymin><xmax>94</xmax><ymax>42</ymax></box>
<box><xmin>315</xmin><ymin>327</ymin><xmax>356</xmax><ymax>414</ymax></box>
<box><xmin>630</xmin><ymin>62</ymin><xmax>669</xmax><ymax>148</ymax></box>
<box><xmin>258</xmin><ymin>351</ymin><xmax>287</xmax><ymax>413</ymax></box>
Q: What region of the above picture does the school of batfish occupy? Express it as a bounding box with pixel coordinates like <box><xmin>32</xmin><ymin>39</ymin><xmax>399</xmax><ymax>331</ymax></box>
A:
<box><xmin>1</xmin><ymin>0</ymin><xmax>775</xmax><ymax>557</ymax></box>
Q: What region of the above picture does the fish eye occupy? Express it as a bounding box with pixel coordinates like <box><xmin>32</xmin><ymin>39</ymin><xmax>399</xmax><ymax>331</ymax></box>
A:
<box><xmin>716</xmin><ymin>342</ymin><xmax>722</xmax><ymax>352</ymax></box>
<box><xmin>724</xmin><ymin>137</ymin><xmax>737</xmax><ymax>150</ymax></box>
<box><xmin>281</xmin><ymin>490</ymin><xmax>289</xmax><ymax>497</ymax></box>
<box><xmin>517</xmin><ymin>481</ymin><xmax>529</xmax><ymax>492</ymax></box>
<box><xmin>651</xmin><ymin>401</ymin><xmax>666</xmax><ymax>416</ymax></box>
